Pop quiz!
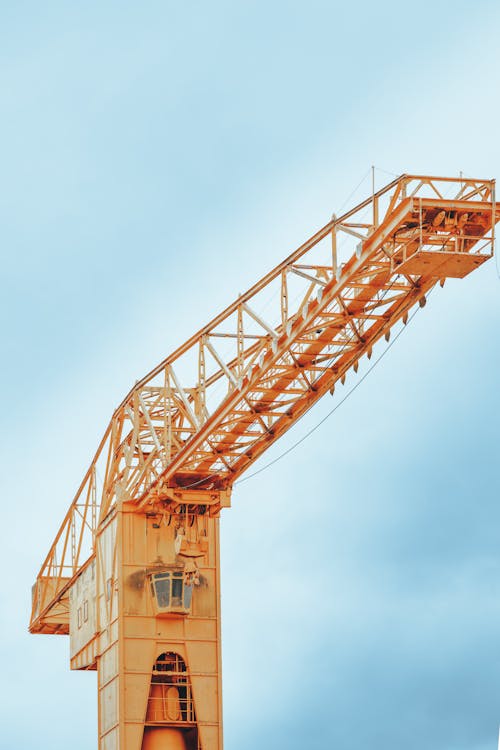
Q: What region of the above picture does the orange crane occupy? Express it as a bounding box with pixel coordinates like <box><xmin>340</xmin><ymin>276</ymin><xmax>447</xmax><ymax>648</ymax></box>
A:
<box><xmin>30</xmin><ymin>174</ymin><xmax>498</xmax><ymax>750</ymax></box>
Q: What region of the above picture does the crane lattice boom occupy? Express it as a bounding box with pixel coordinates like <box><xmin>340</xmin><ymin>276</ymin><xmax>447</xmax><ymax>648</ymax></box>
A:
<box><xmin>29</xmin><ymin>173</ymin><xmax>497</xmax><ymax>750</ymax></box>
<box><xmin>30</xmin><ymin>174</ymin><xmax>497</xmax><ymax>636</ymax></box>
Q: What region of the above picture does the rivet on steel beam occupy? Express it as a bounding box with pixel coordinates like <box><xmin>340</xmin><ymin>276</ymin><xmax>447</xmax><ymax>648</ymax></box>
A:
<box><xmin>385</xmin><ymin>330</ymin><xmax>391</xmax><ymax>342</ymax></box>
<box><xmin>419</xmin><ymin>295</ymin><xmax>427</xmax><ymax>308</ymax></box>
<box><xmin>402</xmin><ymin>312</ymin><xmax>408</xmax><ymax>325</ymax></box>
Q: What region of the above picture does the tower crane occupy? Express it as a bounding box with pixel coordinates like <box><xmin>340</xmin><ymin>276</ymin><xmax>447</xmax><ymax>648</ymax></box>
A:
<box><xmin>30</xmin><ymin>174</ymin><xmax>498</xmax><ymax>750</ymax></box>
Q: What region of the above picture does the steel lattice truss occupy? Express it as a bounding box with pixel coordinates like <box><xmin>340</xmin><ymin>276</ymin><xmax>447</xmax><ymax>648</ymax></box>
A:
<box><xmin>30</xmin><ymin>173</ymin><xmax>497</xmax><ymax>634</ymax></box>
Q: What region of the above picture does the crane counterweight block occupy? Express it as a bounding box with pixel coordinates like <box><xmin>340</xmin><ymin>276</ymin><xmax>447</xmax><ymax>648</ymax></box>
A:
<box><xmin>30</xmin><ymin>174</ymin><xmax>498</xmax><ymax>750</ymax></box>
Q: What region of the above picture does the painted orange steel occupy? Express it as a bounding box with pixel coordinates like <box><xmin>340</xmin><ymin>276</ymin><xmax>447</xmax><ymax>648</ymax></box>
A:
<box><xmin>30</xmin><ymin>174</ymin><xmax>498</xmax><ymax>749</ymax></box>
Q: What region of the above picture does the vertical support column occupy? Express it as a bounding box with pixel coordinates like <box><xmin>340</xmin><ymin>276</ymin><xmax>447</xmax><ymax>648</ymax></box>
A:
<box><xmin>491</xmin><ymin>179</ymin><xmax>496</xmax><ymax>256</ymax></box>
<box><xmin>372</xmin><ymin>165</ymin><xmax>379</xmax><ymax>228</ymax></box>
<box><xmin>331</xmin><ymin>216</ymin><xmax>337</xmax><ymax>275</ymax></box>
<box><xmin>95</xmin><ymin>497</ymin><xmax>224</xmax><ymax>750</ymax></box>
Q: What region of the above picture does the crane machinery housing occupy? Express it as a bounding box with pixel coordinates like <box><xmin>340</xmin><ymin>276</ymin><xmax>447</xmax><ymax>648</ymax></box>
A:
<box><xmin>30</xmin><ymin>174</ymin><xmax>498</xmax><ymax>750</ymax></box>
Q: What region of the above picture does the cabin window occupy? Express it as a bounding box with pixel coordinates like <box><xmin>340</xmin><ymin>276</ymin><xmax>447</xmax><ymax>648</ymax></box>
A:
<box><xmin>150</xmin><ymin>571</ymin><xmax>192</xmax><ymax>615</ymax></box>
<box><xmin>184</xmin><ymin>584</ymin><xmax>193</xmax><ymax>609</ymax></box>
<box><xmin>154</xmin><ymin>575</ymin><xmax>170</xmax><ymax>608</ymax></box>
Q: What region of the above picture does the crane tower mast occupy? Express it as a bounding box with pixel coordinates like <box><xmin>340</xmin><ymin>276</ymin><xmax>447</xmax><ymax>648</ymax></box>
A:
<box><xmin>30</xmin><ymin>174</ymin><xmax>497</xmax><ymax>750</ymax></box>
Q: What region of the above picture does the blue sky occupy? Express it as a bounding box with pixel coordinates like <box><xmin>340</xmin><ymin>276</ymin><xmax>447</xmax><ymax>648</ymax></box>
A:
<box><xmin>1</xmin><ymin>2</ymin><xmax>500</xmax><ymax>748</ymax></box>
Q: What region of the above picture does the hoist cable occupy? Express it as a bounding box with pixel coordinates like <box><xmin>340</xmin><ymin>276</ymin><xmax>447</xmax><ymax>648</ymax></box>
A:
<box><xmin>235</xmin><ymin>300</ymin><xmax>425</xmax><ymax>485</ymax></box>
